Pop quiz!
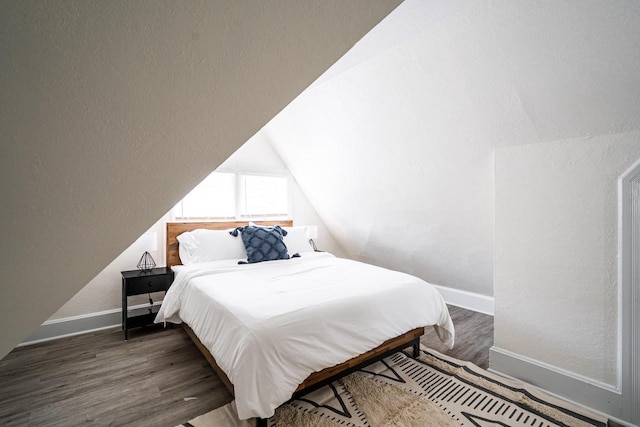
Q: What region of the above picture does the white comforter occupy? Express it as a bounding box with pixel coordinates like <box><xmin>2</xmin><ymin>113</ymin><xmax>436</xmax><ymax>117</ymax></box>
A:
<box><xmin>155</xmin><ymin>252</ymin><xmax>454</xmax><ymax>420</ymax></box>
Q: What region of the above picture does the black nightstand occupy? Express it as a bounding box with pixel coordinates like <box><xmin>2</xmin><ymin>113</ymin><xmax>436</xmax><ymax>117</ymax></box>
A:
<box><xmin>121</xmin><ymin>267</ymin><xmax>174</xmax><ymax>340</ymax></box>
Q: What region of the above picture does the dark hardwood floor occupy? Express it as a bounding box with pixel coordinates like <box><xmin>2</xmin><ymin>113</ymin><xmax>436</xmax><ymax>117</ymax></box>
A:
<box><xmin>421</xmin><ymin>305</ymin><xmax>493</xmax><ymax>369</ymax></box>
<box><xmin>0</xmin><ymin>305</ymin><xmax>493</xmax><ymax>426</ymax></box>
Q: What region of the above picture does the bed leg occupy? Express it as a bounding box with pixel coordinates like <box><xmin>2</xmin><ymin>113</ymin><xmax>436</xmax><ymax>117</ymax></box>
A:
<box><xmin>256</xmin><ymin>417</ymin><xmax>268</xmax><ymax>427</ymax></box>
<box><xmin>412</xmin><ymin>339</ymin><xmax>420</xmax><ymax>358</ymax></box>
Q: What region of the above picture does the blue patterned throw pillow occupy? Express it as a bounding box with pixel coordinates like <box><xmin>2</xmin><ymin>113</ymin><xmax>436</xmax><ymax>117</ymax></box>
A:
<box><xmin>229</xmin><ymin>225</ymin><xmax>290</xmax><ymax>264</ymax></box>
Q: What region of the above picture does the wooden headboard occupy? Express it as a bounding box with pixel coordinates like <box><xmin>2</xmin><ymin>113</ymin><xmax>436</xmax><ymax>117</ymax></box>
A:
<box><xmin>166</xmin><ymin>220</ymin><xmax>294</xmax><ymax>268</ymax></box>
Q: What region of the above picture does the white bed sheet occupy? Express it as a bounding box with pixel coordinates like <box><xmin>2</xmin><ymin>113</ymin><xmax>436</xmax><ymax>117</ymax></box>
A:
<box><xmin>156</xmin><ymin>252</ymin><xmax>454</xmax><ymax>420</ymax></box>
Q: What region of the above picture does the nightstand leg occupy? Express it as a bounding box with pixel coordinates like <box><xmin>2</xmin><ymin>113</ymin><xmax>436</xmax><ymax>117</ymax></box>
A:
<box><xmin>122</xmin><ymin>277</ymin><xmax>128</xmax><ymax>340</ymax></box>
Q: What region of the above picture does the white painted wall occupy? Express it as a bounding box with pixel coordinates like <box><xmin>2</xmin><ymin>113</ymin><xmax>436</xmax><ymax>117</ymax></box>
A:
<box><xmin>266</xmin><ymin>0</ymin><xmax>640</xmax><ymax>298</ymax></box>
<box><xmin>263</xmin><ymin>0</ymin><xmax>500</xmax><ymax>296</ymax></box>
<box><xmin>260</xmin><ymin>0</ymin><xmax>640</xmax><ymax>421</ymax></box>
<box><xmin>0</xmin><ymin>0</ymin><xmax>401</xmax><ymax>359</ymax></box>
<box><xmin>495</xmin><ymin>135</ymin><xmax>640</xmax><ymax>386</ymax></box>
<box><xmin>49</xmin><ymin>134</ymin><xmax>344</xmax><ymax>321</ymax></box>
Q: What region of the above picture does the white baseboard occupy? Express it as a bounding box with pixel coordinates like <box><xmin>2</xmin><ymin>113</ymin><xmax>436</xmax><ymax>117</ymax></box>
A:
<box><xmin>489</xmin><ymin>346</ymin><xmax>633</xmax><ymax>424</ymax></box>
<box><xmin>432</xmin><ymin>284</ymin><xmax>494</xmax><ymax>316</ymax></box>
<box><xmin>19</xmin><ymin>303</ymin><xmax>159</xmax><ymax>346</ymax></box>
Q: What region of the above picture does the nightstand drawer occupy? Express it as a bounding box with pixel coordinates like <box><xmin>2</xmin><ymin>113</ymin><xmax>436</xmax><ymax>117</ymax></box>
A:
<box><xmin>126</xmin><ymin>274</ymin><xmax>172</xmax><ymax>295</ymax></box>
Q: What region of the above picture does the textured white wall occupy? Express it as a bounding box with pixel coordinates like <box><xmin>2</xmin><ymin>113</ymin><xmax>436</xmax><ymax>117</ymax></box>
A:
<box><xmin>0</xmin><ymin>0</ymin><xmax>401</xmax><ymax>359</ymax></box>
<box><xmin>266</xmin><ymin>0</ymin><xmax>640</xmax><ymax>298</ymax></box>
<box><xmin>495</xmin><ymin>135</ymin><xmax>640</xmax><ymax>386</ymax></box>
<box><xmin>265</xmin><ymin>0</ymin><xmax>500</xmax><ymax>296</ymax></box>
<box><xmin>50</xmin><ymin>133</ymin><xmax>343</xmax><ymax>320</ymax></box>
<box><xmin>261</xmin><ymin>0</ymin><xmax>640</xmax><ymax>394</ymax></box>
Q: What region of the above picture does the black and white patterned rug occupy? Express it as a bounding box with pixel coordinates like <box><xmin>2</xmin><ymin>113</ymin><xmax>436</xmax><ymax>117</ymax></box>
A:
<box><xmin>182</xmin><ymin>347</ymin><xmax>607</xmax><ymax>427</ymax></box>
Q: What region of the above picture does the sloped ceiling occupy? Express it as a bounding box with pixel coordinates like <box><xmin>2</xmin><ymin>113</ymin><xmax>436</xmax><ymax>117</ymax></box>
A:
<box><xmin>264</xmin><ymin>0</ymin><xmax>640</xmax><ymax>296</ymax></box>
<box><xmin>0</xmin><ymin>0</ymin><xmax>402</xmax><ymax>359</ymax></box>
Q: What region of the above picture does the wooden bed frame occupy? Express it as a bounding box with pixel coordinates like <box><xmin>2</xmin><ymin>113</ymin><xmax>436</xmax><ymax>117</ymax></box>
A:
<box><xmin>165</xmin><ymin>221</ymin><xmax>424</xmax><ymax>426</ymax></box>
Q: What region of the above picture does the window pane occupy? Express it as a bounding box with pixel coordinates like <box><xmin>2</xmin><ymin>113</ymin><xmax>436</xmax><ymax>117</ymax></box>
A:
<box><xmin>242</xmin><ymin>175</ymin><xmax>289</xmax><ymax>217</ymax></box>
<box><xmin>180</xmin><ymin>172</ymin><xmax>236</xmax><ymax>219</ymax></box>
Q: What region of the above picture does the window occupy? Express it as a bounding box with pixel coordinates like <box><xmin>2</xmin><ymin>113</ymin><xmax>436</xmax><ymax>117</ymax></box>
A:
<box><xmin>241</xmin><ymin>175</ymin><xmax>289</xmax><ymax>218</ymax></box>
<box><xmin>174</xmin><ymin>171</ymin><xmax>290</xmax><ymax>220</ymax></box>
<box><xmin>177</xmin><ymin>172</ymin><xmax>236</xmax><ymax>219</ymax></box>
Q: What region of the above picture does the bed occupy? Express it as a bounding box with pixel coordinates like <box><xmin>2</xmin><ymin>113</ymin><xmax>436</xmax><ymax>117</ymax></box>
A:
<box><xmin>155</xmin><ymin>221</ymin><xmax>455</xmax><ymax>425</ymax></box>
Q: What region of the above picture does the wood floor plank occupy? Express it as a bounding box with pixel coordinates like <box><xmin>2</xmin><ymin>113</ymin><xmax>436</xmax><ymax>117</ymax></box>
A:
<box><xmin>0</xmin><ymin>305</ymin><xmax>493</xmax><ymax>426</ymax></box>
<box><xmin>421</xmin><ymin>305</ymin><xmax>494</xmax><ymax>369</ymax></box>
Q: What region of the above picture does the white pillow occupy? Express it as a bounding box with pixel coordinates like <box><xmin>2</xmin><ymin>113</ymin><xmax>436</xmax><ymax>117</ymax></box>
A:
<box><xmin>283</xmin><ymin>226</ymin><xmax>314</xmax><ymax>254</ymax></box>
<box><xmin>177</xmin><ymin>228</ymin><xmax>247</xmax><ymax>264</ymax></box>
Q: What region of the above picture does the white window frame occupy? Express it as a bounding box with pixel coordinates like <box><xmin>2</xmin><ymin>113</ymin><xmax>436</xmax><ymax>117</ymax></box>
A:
<box><xmin>172</xmin><ymin>170</ymin><xmax>292</xmax><ymax>221</ymax></box>
<box><xmin>238</xmin><ymin>172</ymin><xmax>291</xmax><ymax>219</ymax></box>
